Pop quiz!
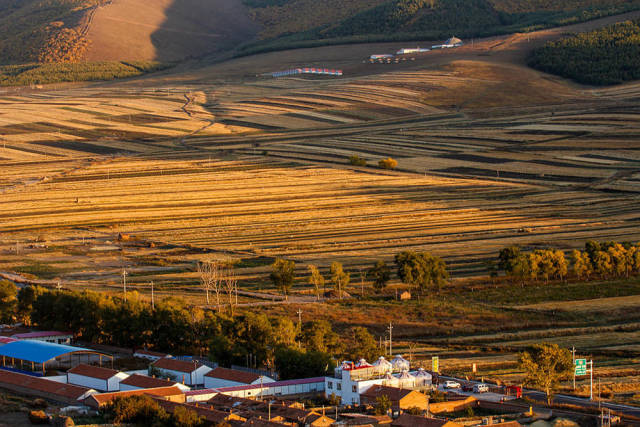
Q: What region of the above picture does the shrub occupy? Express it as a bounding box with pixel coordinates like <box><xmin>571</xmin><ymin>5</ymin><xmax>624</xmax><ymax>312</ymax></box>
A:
<box><xmin>378</xmin><ymin>158</ymin><xmax>398</xmax><ymax>170</ymax></box>
<box><xmin>349</xmin><ymin>155</ymin><xmax>367</xmax><ymax>166</ymax></box>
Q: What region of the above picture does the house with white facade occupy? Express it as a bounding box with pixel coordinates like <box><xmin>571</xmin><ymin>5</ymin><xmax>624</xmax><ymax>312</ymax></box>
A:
<box><xmin>119</xmin><ymin>373</ymin><xmax>190</xmax><ymax>392</ymax></box>
<box><xmin>324</xmin><ymin>357</ymin><xmax>432</xmax><ymax>405</ymax></box>
<box><xmin>150</xmin><ymin>358</ymin><xmax>212</xmax><ymax>386</ymax></box>
<box><xmin>67</xmin><ymin>364</ymin><xmax>129</xmax><ymax>392</ymax></box>
<box><xmin>204</xmin><ymin>366</ymin><xmax>275</xmax><ymax>389</ymax></box>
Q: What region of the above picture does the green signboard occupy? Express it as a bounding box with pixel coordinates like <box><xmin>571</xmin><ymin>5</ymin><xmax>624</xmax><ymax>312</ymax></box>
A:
<box><xmin>575</xmin><ymin>358</ymin><xmax>587</xmax><ymax>375</ymax></box>
<box><xmin>432</xmin><ymin>356</ymin><xmax>439</xmax><ymax>373</ymax></box>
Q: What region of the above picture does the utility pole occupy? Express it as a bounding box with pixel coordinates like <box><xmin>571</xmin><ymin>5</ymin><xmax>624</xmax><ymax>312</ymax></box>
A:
<box><xmin>387</xmin><ymin>322</ymin><xmax>393</xmax><ymax>356</ymax></box>
<box><xmin>589</xmin><ymin>359</ymin><xmax>594</xmax><ymax>400</ymax></box>
<box><xmin>296</xmin><ymin>308</ymin><xmax>303</xmax><ymax>348</ymax></box>
<box><xmin>122</xmin><ymin>269</ymin><xmax>127</xmax><ymax>302</ymax></box>
<box><xmin>572</xmin><ymin>346</ymin><xmax>576</xmax><ymax>390</ymax></box>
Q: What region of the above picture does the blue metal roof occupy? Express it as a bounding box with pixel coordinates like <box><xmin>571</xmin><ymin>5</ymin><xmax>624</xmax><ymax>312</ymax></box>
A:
<box><xmin>0</xmin><ymin>340</ymin><xmax>94</xmax><ymax>364</ymax></box>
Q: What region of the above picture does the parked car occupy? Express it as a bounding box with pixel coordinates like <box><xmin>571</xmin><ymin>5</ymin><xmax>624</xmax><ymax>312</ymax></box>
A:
<box><xmin>443</xmin><ymin>380</ymin><xmax>461</xmax><ymax>389</ymax></box>
<box><xmin>473</xmin><ymin>383</ymin><xmax>489</xmax><ymax>393</ymax></box>
<box><xmin>462</xmin><ymin>383</ymin><xmax>474</xmax><ymax>392</ymax></box>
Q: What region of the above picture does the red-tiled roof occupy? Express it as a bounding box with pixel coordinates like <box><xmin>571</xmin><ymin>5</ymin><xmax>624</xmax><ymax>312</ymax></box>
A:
<box><xmin>392</xmin><ymin>414</ymin><xmax>461</xmax><ymax>427</ymax></box>
<box><xmin>243</xmin><ymin>417</ymin><xmax>289</xmax><ymax>427</ymax></box>
<box><xmin>68</xmin><ymin>364</ymin><xmax>119</xmax><ymax>380</ymax></box>
<box><xmin>0</xmin><ymin>336</ymin><xmax>17</xmax><ymax>344</ymax></box>
<box><xmin>86</xmin><ymin>385</ymin><xmax>184</xmax><ymax>407</ymax></box>
<box><xmin>12</xmin><ymin>331</ymin><xmax>72</xmax><ymax>339</ymax></box>
<box><xmin>152</xmin><ymin>358</ymin><xmax>202</xmax><ymax>373</ymax></box>
<box><xmin>0</xmin><ymin>370</ymin><xmax>91</xmax><ymax>401</ymax></box>
<box><xmin>155</xmin><ymin>399</ymin><xmax>234</xmax><ymax>423</ymax></box>
<box><xmin>205</xmin><ymin>367</ymin><xmax>261</xmax><ymax>384</ymax></box>
<box><xmin>361</xmin><ymin>385</ymin><xmax>416</xmax><ymax>401</ymax></box>
<box><xmin>120</xmin><ymin>374</ymin><xmax>177</xmax><ymax>389</ymax></box>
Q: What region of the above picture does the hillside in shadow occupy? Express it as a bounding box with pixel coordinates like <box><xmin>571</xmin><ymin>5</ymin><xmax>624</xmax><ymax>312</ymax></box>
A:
<box><xmin>85</xmin><ymin>0</ymin><xmax>258</xmax><ymax>62</ymax></box>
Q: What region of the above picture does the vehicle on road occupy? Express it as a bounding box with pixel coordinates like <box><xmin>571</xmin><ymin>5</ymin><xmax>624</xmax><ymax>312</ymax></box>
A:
<box><xmin>443</xmin><ymin>380</ymin><xmax>461</xmax><ymax>389</ymax></box>
<box><xmin>473</xmin><ymin>383</ymin><xmax>489</xmax><ymax>393</ymax></box>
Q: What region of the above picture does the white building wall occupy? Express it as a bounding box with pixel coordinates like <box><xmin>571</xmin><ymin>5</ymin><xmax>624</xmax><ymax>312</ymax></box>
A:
<box><xmin>160</xmin><ymin>366</ymin><xmax>211</xmax><ymax>386</ymax></box>
<box><xmin>107</xmin><ymin>372</ymin><xmax>129</xmax><ymax>391</ymax></box>
<box><xmin>193</xmin><ymin>366</ymin><xmax>213</xmax><ymax>385</ymax></box>
<box><xmin>67</xmin><ymin>373</ymin><xmax>107</xmax><ymax>392</ymax></box>
<box><xmin>204</xmin><ymin>377</ymin><xmax>243</xmax><ymax>389</ymax></box>
<box><xmin>325</xmin><ymin>373</ymin><xmax>384</xmax><ymax>405</ymax></box>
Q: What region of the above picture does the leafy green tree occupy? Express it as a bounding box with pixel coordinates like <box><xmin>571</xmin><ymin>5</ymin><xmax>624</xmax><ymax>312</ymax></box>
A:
<box><xmin>331</xmin><ymin>262</ymin><xmax>350</xmax><ymax>299</ymax></box>
<box><xmin>369</xmin><ymin>260</ymin><xmax>391</xmax><ymax>291</ymax></box>
<box><xmin>374</xmin><ymin>394</ymin><xmax>392</xmax><ymax>415</ymax></box>
<box><xmin>395</xmin><ymin>251</ymin><xmax>448</xmax><ymax>294</ymax></box>
<box><xmin>275</xmin><ymin>347</ymin><xmax>336</xmax><ymax>380</ymax></box>
<box><xmin>349</xmin><ymin>326</ymin><xmax>381</xmax><ymax>361</ymax></box>
<box><xmin>585</xmin><ymin>240</ymin><xmax>601</xmax><ymax>267</ymax></box>
<box><xmin>0</xmin><ymin>280</ymin><xmax>17</xmax><ymax>324</ymax></box>
<box><xmin>170</xmin><ymin>406</ymin><xmax>204</xmax><ymax>427</ymax></box>
<box><xmin>349</xmin><ymin>155</ymin><xmax>367</xmax><ymax>166</ymax></box>
<box><xmin>272</xmin><ymin>317</ymin><xmax>297</xmax><ymax>348</ymax></box>
<box><xmin>498</xmin><ymin>246</ymin><xmax>521</xmax><ymax>276</ymax></box>
<box><xmin>16</xmin><ymin>285</ymin><xmax>42</xmax><ymax>325</ymax></box>
<box><xmin>511</xmin><ymin>253</ymin><xmax>531</xmax><ymax>286</ymax></box>
<box><xmin>104</xmin><ymin>395</ymin><xmax>168</xmax><ymax>426</ymax></box>
<box><xmin>271</xmin><ymin>258</ymin><xmax>295</xmax><ymax>300</ymax></box>
<box><xmin>303</xmin><ymin>319</ymin><xmax>341</xmax><ymax>354</ymax></box>
<box><xmin>307</xmin><ymin>264</ymin><xmax>325</xmax><ymax>300</ymax></box>
<box><xmin>519</xmin><ymin>343</ymin><xmax>573</xmax><ymax>405</ymax></box>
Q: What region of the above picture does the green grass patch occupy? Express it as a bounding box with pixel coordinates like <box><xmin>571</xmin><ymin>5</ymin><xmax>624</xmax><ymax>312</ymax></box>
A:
<box><xmin>461</xmin><ymin>277</ymin><xmax>640</xmax><ymax>306</ymax></box>
<box><xmin>0</xmin><ymin>61</ymin><xmax>171</xmax><ymax>87</ymax></box>
<box><xmin>15</xmin><ymin>261</ymin><xmax>69</xmax><ymax>280</ymax></box>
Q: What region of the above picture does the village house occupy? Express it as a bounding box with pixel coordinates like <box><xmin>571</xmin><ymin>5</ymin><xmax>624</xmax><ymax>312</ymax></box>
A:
<box><xmin>67</xmin><ymin>363</ymin><xmax>129</xmax><ymax>392</ymax></box>
<box><xmin>204</xmin><ymin>366</ymin><xmax>275</xmax><ymax>389</ymax></box>
<box><xmin>119</xmin><ymin>373</ymin><xmax>190</xmax><ymax>392</ymax></box>
<box><xmin>360</xmin><ymin>385</ymin><xmax>429</xmax><ymax>413</ymax></box>
<box><xmin>150</xmin><ymin>357</ymin><xmax>212</xmax><ymax>386</ymax></box>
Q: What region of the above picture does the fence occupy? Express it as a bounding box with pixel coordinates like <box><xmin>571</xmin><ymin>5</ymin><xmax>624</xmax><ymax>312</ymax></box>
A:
<box><xmin>271</xmin><ymin>68</ymin><xmax>343</xmax><ymax>78</ymax></box>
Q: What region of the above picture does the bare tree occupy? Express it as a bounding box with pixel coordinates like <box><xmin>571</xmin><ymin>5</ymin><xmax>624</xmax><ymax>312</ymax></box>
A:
<box><xmin>197</xmin><ymin>260</ymin><xmax>222</xmax><ymax>309</ymax></box>
<box><xmin>223</xmin><ymin>262</ymin><xmax>238</xmax><ymax>316</ymax></box>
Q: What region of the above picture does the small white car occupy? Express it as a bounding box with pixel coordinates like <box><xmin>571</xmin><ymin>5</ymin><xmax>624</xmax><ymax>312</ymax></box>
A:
<box><xmin>473</xmin><ymin>383</ymin><xmax>489</xmax><ymax>393</ymax></box>
<box><xmin>443</xmin><ymin>380</ymin><xmax>461</xmax><ymax>389</ymax></box>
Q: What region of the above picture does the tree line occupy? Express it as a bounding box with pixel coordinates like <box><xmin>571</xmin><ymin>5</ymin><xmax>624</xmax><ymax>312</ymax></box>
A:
<box><xmin>270</xmin><ymin>250</ymin><xmax>449</xmax><ymax>299</ymax></box>
<box><xmin>496</xmin><ymin>240</ymin><xmax>640</xmax><ymax>284</ymax></box>
<box><xmin>237</xmin><ymin>0</ymin><xmax>640</xmax><ymax>57</ymax></box>
<box><xmin>0</xmin><ymin>282</ymin><xmax>386</xmax><ymax>378</ymax></box>
<box><xmin>528</xmin><ymin>19</ymin><xmax>640</xmax><ymax>85</ymax></box>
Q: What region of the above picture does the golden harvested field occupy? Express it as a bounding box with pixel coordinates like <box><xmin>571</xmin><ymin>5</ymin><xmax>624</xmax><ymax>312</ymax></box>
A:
<box><xmin>3</xmin><ymin>12</ymin><xmax>640</xmax><ymax>405</ymax></box>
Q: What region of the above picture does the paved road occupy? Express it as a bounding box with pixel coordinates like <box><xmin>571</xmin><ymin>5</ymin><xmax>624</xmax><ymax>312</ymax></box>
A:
<box><xmin>439</xmin><ymin>375</ymin><xmax>640</xmax><ymax>421</ymax></box>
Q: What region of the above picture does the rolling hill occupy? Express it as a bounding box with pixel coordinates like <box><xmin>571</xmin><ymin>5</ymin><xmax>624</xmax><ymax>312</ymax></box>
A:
<box><xmin>2</xmin><ymin>0</ymin><xmax>640</xmax><ymax>71</ymax></box>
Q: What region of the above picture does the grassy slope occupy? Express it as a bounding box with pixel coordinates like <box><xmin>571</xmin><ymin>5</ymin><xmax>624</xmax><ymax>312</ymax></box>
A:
<box><xmin>238</xmin><ymin>0</ymin><xmax>640</xmax><ymax>54</ymax></box>
<box><xmin>0</xmin><ymin>0</ymin><xmax>105</xmax><ymax>64</ymax></box>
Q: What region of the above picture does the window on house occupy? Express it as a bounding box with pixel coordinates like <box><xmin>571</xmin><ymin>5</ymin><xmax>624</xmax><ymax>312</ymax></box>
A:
<box><xmin>352</xmin><ymin>385</ymin><xmax>357</xmax><ymax>392</ymax></box>
<box><xmin>337</xmin><ymin>383</ymin><xmax>341</xmax><ymax>390</ymax></box>
<box><xmin>328</xmin><ymin>382</ymin><xmax>333</xmax><ymax>389</ymax></box>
